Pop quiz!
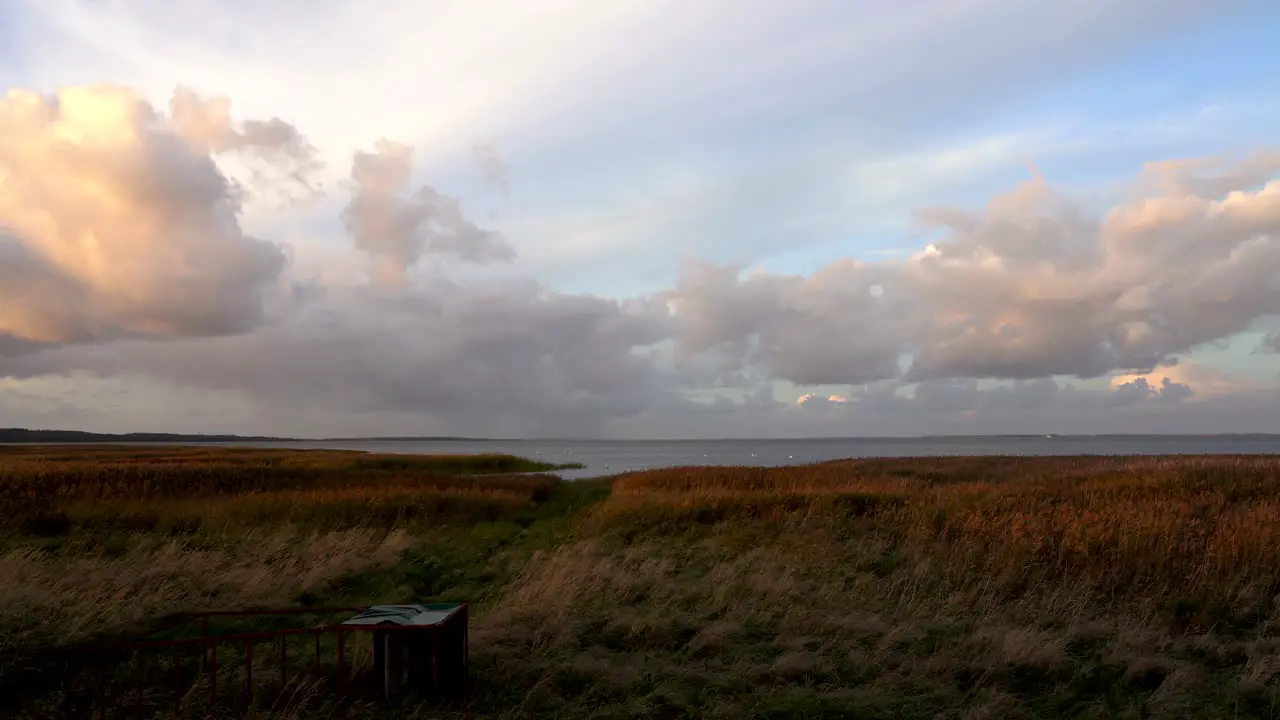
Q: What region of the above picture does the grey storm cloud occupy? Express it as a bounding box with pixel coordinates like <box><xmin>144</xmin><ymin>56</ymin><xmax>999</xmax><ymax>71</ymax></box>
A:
<box><xmin>343</xmin><ymin>139</ymin><xmax>514</xmax><ymax>284</ymax></box>
<box><xmin>666</xmin><ymin>157</ymin><xmax>1280</xmax><ymax>387</ymax></box>
<box><xmin>0</xmin><ymin>85</ymin><xmax>303</xmax><ymax>350</ymax></box>
<box><xmin>14</xmin><ymin>282</ymin><xmax>678</xmax><ymax>435</ymax></box>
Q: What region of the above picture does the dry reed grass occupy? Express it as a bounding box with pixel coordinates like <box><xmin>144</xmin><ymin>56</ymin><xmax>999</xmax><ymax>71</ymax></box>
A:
<box><xmin>11</xmin><ymin>449</ymin><xmax>1280</xmax><ymax>718</ymax></box>
<box><xmin>457</xmin><ymin>455</ymin><xmax>1280</xmax><ymax>718</ymax></box>
<box><xmin>0</xmin><ymin>445</ymin><xmax>569</xmax><ymax>520</ymax></box>
<box><xmin>0</xmin><ymin>527</ymin><xmax>413</xmax><ymax>655</ymax></box>
<box><xmin>0</xmin><ymin>446</ymin><xmax>566</xmax><ymax>679</ymax></box>
<box><xmin>600</xmin><ymin>455</ymin><xmax>1280</xmax><ymax>605</ymax></box>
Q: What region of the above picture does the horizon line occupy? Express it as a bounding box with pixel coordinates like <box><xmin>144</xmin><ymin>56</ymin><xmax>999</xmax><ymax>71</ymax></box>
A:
<box><xmin>3</xmin><ymin>428</ymin><xmax>1280</xmax><ymax>444</ymax></box>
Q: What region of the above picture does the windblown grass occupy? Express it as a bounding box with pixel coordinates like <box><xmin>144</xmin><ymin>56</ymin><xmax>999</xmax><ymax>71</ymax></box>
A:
<box><xmin>0</xmin><ymin>445</ymin><xmax>577</xmax><ymax>522</ymax></box>
<box><xmin>0</xmin><ymin>527</ymin><xmax>414</xmax><ymax>653</ymax></box>
<box><xmin>474</xmin><ymin>455</ymin><xmax>1280</xmax><ymax>719</ymax></box>
<box><xmin>9</xmin><ymin>450</ymin><xmax>1280</xmax><ymax>719</ymax></box>
<box><xmin>0</xmin><ymin>445</ymin><xmax>586</xmax><ymax>718</ymax></box>
<box><xmin>600</xmin><ymin>455</ymin><xmax>1280</xmax><ymax>606</ymax></box>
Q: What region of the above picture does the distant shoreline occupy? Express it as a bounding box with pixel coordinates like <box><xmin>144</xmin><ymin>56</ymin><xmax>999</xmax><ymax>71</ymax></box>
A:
<box><xmin>3</xmin><ymin>428</ymin><xmax>1280</xmax><ymax>444</ymax></box>
<box><xmin>0</xmin><ymin>429</ymin><xmax>480</xmax><ymax>444</ymax></box>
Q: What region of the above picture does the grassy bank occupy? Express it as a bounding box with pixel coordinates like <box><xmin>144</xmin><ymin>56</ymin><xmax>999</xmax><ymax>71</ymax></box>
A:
<box><xmin>5</xmin><ymin>450</ymin><xmax>1280</xmax><ymax>718</ymax></box>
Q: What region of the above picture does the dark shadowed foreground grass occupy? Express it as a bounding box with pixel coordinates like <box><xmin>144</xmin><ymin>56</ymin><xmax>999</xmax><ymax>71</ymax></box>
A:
<box><xmin>6</xmin><ymin>449</ymin><xmax>1280</xmax><ymax>718</ymax></box>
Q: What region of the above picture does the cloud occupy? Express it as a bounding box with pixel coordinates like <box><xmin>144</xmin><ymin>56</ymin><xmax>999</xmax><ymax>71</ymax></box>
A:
<box><xmin>168</xmin><ymin>85</ymin><xmax>322</xmax><ymax>202</ymax></box>
<box><xmin>1109</xmin><ymin>361</ymin><xmax>1248</xmax><ymax>401</ymax></box>
<box><xmin>343</xmin><ymin>139</ymin><xmax>514</xmax><ymax>284</ymax></box>
<box><xmin>168</xmin><ymin>85</ymin><xmax>317</xmax><ymax>167</ymax></box>
<box><xmin>667</xmin><ymin>154</ymin><xmax>1280</xmax><ymax>387</ymax></box>
<box><xmin>0</xmin><ymin>85</ymin><xmax>294</xmax><ymax>348</ymax></box>
<box><xmin>3</xmin><ymin>81</ymin><xmax>1279</xmax><ymax>438</ymax></box>
<box><xmin>1158</xmin><ymin>377</ymin><xmax>1196</xmax><ymax>404</ymax></box>
<box><xmin>1141</xmin><ymin>151</ymin><xmax>1280</xmax><ymax>199</ymax></box>
<box><xmin>602</xmin><ymin>374</ymin><xmax>1280</xmax><ymax>440</ymax></box>
<box><xmin>1263</xmin><ymin>335</ymin><xmax>1280</xmax><ymax>354</ymax></box>
<box><xmin>796</xmin><ymin>393</ymin><xmax>850</xmax><ymax>408</ymax></box>
<box><xmin>18</xmin><ymin>0</ymin><xmax>1276</xmax><ymax>307</ymax></box>
<box><xmin>9</xmin><ymin>281</ymin><xmax>678</xmax><ymax>437</ymax></box>
<box><xmin>669</xmin><ymin>259</ymin><xmax>906</xmax><ymax>386</ymax></box>
<box><xmin>1111</xmin><ymin>377</ymin><xmax>1158</xmax><ymax>406</ymax></box>
<box><xmin>470</xmin><ymin>142</ymin><xmax>508</xmax><ymax>192</ymax></box>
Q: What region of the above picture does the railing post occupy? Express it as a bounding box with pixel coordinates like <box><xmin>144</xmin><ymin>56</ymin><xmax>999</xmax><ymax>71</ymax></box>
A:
<box><xmin>336</xmin><ymin>629</ymin><xmax>345</xmax><ymax>700</ymax></box>
<box><xmin>173</xmin><ymin>648</ymin><xmax>182</xmax><ymax>715</ymax></box>
<box><xmin>210</xmin><ymin>640</ymin><xmax>217</xmax><ymax>705</ymax></box>
<box><xmin>96</xmin><ymin>652</ymin><xmax>107</xmax><ymax>720</ymax></box>
<box><xmin>244</xmin><ymin>640</ymin><xmax>254</xmax><ymax>705</ymax></box>
<box><xmin>135</xmin><ymin>652</ymin><xmax>145</xmax><ymax>710</ymax></box>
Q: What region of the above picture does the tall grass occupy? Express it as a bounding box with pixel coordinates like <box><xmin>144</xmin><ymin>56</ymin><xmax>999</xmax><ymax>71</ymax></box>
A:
<box><xmin>10</xmin><ymin>449</ymin><xmax>1280</xmax><ymax>718</ymax></box>
<box><xmin>599</xmin><ymin>455</ymin><xmax>1280</xmax><ymax>604</ymax></box>
<box><xmin>0</xmin><ymin>446</ymin><xmax>572</xmax><ymax>692</ymax></box>
<box><xmin>465</xmin><ymin>456</ymin><xmax>1280</xmax><ymax>719</ymax></box>
<box><xmin>0</xmin><ymin>446</ymin><xmax>569</xmax><ymax>534</ymax></box>
<box><xmin>0</xmin><ymin>527</ymin><xmax>414</xmax><ymax>654</ymax></box>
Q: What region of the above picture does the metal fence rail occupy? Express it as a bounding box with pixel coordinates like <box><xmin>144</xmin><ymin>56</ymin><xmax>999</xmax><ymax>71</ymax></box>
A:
<box><xmin>87</xmin><ymin>604</ymin><xmax>469</xmax><ymax>718</ymax></box>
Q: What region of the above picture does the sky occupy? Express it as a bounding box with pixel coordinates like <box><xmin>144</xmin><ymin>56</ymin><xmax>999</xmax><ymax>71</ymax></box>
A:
<box><xmin>2</xmin><ymin>0</ymin><xmax>1280</xmax><ymax>439</ymax></box>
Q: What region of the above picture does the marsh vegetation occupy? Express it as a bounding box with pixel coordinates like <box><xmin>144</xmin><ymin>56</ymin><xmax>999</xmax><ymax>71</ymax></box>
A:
<box><xmin>4</xmin><ymin>447</ymin><xmax>1280</xmax><ymax>718</ymax></box>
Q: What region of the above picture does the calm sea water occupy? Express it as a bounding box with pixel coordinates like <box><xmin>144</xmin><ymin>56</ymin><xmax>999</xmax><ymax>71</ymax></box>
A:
<box><xmin>251</xmin><ymin>436</ymin><xmax>1280</xmax><ymax>480</ymax></box>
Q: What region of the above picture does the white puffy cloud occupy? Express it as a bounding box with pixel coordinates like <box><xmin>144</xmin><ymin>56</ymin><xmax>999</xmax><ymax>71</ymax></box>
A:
<box><xmin>168</xmin><ymin>86</ymin><xmax>317</xmax><ymax>167</ymax></box>
<box><xmin>0</xmin><ymin>85</ymin><xmax>305</xmax><ymax>349</ymax></box>
<box><xmin>343</xmin><ymin>139</ymin><xmax>514</xmax><ymax>284</ymax></box>
<box><xmin>667</xmin><ymin>155</ymin><xmax>1280</xmax><ymax>388</ymax></box>
<box><xmin>1140</xmin><ymin>151</ymin><xmax>1280</xmax><ymax>199</ymax></box>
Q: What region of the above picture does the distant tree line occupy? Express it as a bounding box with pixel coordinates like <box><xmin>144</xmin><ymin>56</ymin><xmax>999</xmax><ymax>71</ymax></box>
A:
<box><xmin>0</xmin><ymin>428</ymin><xmax>286</xmax><ymax>443</ymax></box>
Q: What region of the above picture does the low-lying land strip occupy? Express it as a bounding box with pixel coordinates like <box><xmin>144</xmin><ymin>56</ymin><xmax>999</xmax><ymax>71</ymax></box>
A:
<box><xmin>3</xmin><ymin>448</ymin><xmax>1279</xmax><ymax>718</ymax></box>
